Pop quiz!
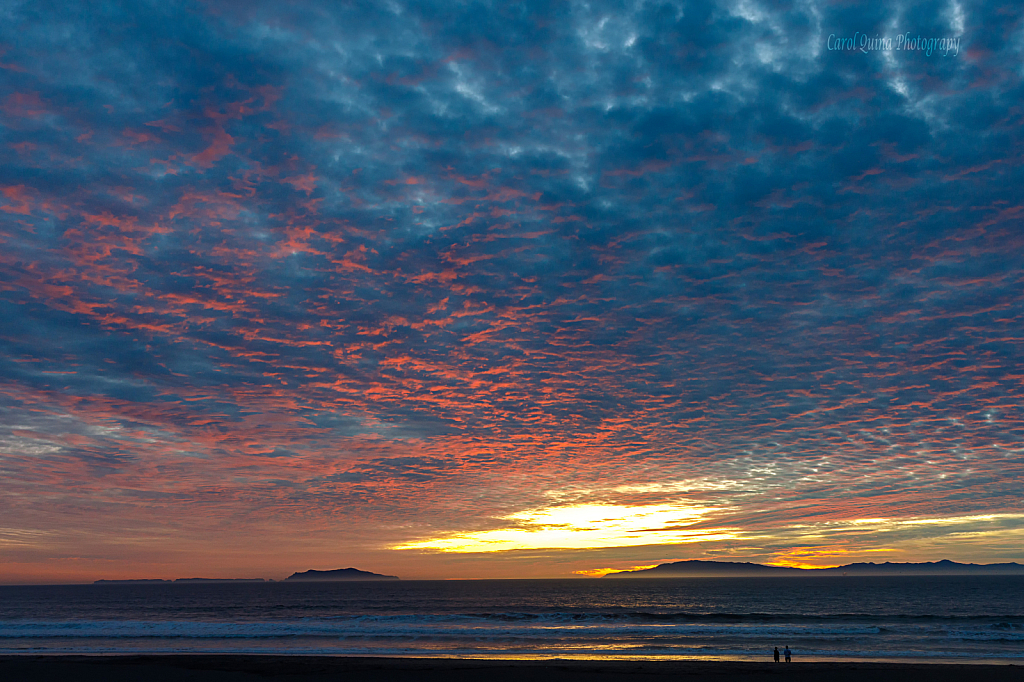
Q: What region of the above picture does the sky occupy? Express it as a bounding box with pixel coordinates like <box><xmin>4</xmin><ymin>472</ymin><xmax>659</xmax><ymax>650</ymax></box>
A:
<box><xmin>1</xmin><ymin>0</ymin><xmax>1023</xmax><ymax>584</ymax></box>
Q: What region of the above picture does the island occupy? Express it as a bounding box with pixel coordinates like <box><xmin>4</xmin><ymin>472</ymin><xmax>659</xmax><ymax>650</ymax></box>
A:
<box><xmin>604</xmin><ymin>559</ymin><xmax>1024</xmax><ymax>577</ymax></box>
<box><xmin>283</xmin><ymin>567</ymin><xmax>399</xmax><ymax>581</ymax></box>
<box><xmin>91</xmin><ymin>570</ymin><xmax>399</xmax><ymax>584</ymax></box>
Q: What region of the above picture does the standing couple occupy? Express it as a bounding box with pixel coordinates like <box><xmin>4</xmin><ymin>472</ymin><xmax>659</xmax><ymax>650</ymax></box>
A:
<box><xmin>773</xmin><ymin>646</ymin><xmax>792</xmax><ymax>662</ymax></box>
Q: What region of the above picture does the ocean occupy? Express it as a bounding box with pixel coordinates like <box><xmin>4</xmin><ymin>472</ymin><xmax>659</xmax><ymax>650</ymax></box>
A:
<box><xmin>1</xmin><ymin>576</ymin><xmax>1022</xmax><ymax>662</ymax></box>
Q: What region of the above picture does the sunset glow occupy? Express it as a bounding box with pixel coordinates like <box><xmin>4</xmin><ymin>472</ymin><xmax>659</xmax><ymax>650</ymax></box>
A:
<box><xmin>394</xmin><ymin>503</ymin><xmax>737</xmax><ymax>553</ymax></box>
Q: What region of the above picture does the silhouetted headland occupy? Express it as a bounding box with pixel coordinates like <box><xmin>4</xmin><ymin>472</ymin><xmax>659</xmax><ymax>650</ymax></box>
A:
<box><xmin>604</xmin><ymin>559</ymin><xmax>1024</xmax><ymax>577</ymax></box>
<box><xmin>91</xmin><ymin>570</ymin><xmax>401</xmax><ymax>585</ymax></box>
<box><xmin>284</xmin><ymin>568</ymin><xmax>399</xmax><ymax>581</ymax></box>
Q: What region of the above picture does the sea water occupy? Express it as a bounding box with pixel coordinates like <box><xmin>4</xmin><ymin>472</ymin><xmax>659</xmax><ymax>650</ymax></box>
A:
<box><xmin>1</xmin><ymin>576</ymin><xmax>1021</xmax><ymax>661</ymax></box>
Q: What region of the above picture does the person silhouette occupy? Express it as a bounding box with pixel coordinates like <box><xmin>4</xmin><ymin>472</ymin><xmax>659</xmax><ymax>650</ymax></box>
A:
<box><xmin>773</xmin><ymin>646</ymin><xmax>780</xmax><ymax>662</ymax></box>
<box><xmin>784</xmin><ymin>645</ymin><xmax>791</xmax><ymax>663</ymax></box>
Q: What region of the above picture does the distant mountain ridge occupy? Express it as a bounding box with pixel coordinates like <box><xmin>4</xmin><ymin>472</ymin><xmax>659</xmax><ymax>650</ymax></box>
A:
<box><xmin>284</xmin><ymin>567</ymin><xmax>399</xmax><ymax>581</ymax></box>
<box><xmin>605</xmin><ymin>561</ymin><xmax>799</xmax><ymax>577</ymax></box>
<box><xmin>604</xmin><ymin>559</ymin><xmax>1024</xmax><ymax>577</ymax></box>
<box><xmin>829</xmin><ymin>560</ymin><xmax>1024</xmax><ymax>575</ymax></box>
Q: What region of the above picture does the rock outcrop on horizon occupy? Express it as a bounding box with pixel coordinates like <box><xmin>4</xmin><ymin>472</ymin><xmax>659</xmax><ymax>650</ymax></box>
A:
<box><xmin>284</xmin><ymin>567</ymin><xmax>399</xmax><ymax>581</ymax></box>
<box><xmin>605</xmin><ymin>561</ymin><xmax>802</xmax><ymax>577</ymax></box>
<box><xmin>604</xmin><ymin>559</ymin><xmax>1024</xmax><ymax>577</ymax></box>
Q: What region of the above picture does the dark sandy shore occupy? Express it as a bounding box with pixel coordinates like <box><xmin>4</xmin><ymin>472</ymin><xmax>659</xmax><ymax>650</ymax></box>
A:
<box><xmin>1</xmin><ymin>656</ymin><xmax>1022</xmax><ymax>682</ymax></box>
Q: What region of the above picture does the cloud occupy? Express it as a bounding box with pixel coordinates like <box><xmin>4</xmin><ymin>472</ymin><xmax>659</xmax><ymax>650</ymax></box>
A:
<box><xmin>1</xmin><ymin>0</ymin><xmax>1023</xmax><ymax>580</ymax></box>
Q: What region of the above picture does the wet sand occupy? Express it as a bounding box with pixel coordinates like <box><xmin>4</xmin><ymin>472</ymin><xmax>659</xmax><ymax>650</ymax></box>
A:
<box><xmin>1</xmin><ymin>656</ymin><xmax>1022</xmax><ymax>682</ymax></box>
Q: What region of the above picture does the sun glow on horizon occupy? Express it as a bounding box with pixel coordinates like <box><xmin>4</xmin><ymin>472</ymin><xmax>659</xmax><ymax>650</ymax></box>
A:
<box><xmin>393</xmin><ymin>503</ymin><xmax>738</xmax><ymax>553</ymax></box>
<box><xmin>573</xmin><ymin>565</ymin><xmax>660</xmax><ymax>577</ymax></box>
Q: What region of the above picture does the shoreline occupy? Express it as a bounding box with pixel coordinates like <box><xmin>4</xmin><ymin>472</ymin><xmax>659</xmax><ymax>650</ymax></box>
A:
<box><xmin>1</xmin><ymin>655</ymin><xmax>1022</xmax><ymax>682</ymax></box>
<box><xmin>1</xmin><ymin>652</ymin><xmax>1022</xmax><ymax>665</ymax></box>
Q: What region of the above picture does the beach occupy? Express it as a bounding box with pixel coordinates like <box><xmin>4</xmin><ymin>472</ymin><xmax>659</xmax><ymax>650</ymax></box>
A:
<box><xmin>1</xmin><ymin>656</ymin><xmax>1022</xmax><ymax>682</ymax></box>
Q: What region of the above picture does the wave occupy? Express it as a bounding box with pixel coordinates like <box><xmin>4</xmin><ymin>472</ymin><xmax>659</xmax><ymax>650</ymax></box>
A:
<box><xmin>2</xmin><ymin>617</ymin><xmax>1022</xmax><ymax>642</ymax></box>
<box><xmin>2</xmin><ymin>640</ymin><xmax>1023</xmax><ymax>661</ymax></box>
<box><xmin>449</xmin><ymin>611</ymin><xmax>1024</xmax><ymax>624</ymax></box>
